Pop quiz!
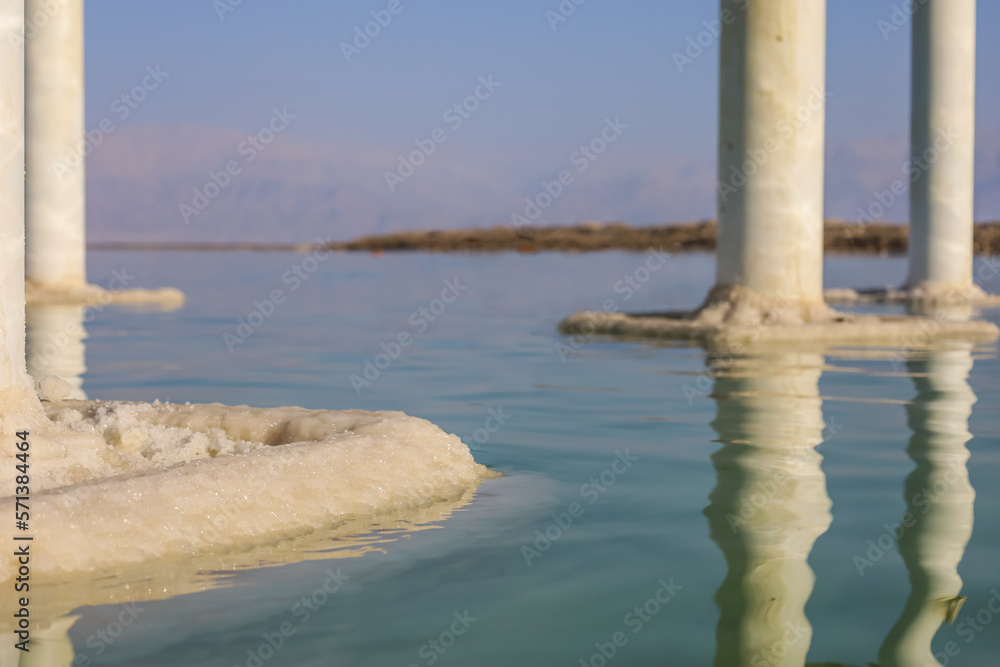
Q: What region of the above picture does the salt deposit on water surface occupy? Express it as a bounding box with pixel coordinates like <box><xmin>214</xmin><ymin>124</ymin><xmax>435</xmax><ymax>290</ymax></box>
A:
<box><xmin>0</xmin><ymin>387</ymin><xmax>493</xmax><ymax>580</ymax></box>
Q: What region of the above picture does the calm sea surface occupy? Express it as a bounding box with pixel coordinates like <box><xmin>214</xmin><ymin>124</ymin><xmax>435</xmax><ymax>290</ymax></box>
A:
<box><xmin>25</xmin><ymin>250</ymin><xmax>1000</xmax><ymax>666</ymax></box>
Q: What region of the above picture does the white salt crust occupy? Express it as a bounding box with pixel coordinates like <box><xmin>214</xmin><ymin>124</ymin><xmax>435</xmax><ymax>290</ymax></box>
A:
<box><xmin>0</xmin><ymin>389</ymin><xmax>494</xmax><ymax>580</ymax></box>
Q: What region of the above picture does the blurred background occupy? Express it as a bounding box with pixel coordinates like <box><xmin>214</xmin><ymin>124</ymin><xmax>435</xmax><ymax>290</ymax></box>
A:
<box><xmin>82</xmin><ymin>0</ymin><xmax>1000</xmax><ymax>243</ymax></box>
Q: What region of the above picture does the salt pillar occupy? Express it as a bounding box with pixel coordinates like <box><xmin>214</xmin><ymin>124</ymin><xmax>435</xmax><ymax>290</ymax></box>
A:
<box><xmin>1</xmin><ymin>0</ymin><xmax>27</xmax><ymax>389</ymax></box>
<box><xmin>907</xmin><ymin>0</ymin><xmax>977</xmax><ymax>293</ymax></box>
<box><xmin>716</xmin><ymin>0</ymin><xmax>827</xmax><ymax>304</ymax></box>
<box><xmin>705</xmin><ymin>352</ymin><xmax>832</xmax><ymax>666</ymax></box>
<box><xmin>24</xmin><ymin>0</ymin><xmax>87</xmax><ymax>290</ymax></box>
<box><xmin>878</xmin><ymin>344</ymin><xmax>975</xmax><ymax>667</ymax></box>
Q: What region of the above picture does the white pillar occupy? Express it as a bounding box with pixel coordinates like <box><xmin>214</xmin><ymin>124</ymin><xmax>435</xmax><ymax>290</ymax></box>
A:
<box><xmin>716</xmin><ymin>0</ymin><xmax>827</xmax><ymax>303</ymax></box>
<box><xmin>907</xmin><ymin>0</ymin><xmax>977</xmax><ymax>292</ymax></box>
<box><xmin>25</xmin><ymin>0</ymin><xmax>87</xmax><ymax>289</ymax></box>
<box><xmin>706</xmin><ymin>352</ymin><xmax>832</xmax><ymax>666</ymax></box>
<box><xmin>878</xmin><ymin>344</ymin><xmax>975</xmax><ymax>667</ymax></box>
<box><xmin>1</xmin><ymin>0</ymin><xmax>28</xmax><ymax>389</ymax></box>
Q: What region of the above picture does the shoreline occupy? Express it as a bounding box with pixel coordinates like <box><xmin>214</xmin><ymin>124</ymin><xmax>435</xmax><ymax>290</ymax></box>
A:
<box><xmin>88</xmin><ymin>221</ymin><xmax>1000</xmax><ymax>255</ymax></box>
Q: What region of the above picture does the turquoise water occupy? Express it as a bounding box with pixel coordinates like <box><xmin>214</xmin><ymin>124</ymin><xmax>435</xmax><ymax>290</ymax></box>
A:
<box><xmin>26</xmin><ymin>251</ymin><xmax>1000</xmax><ymax>666</ymax></box>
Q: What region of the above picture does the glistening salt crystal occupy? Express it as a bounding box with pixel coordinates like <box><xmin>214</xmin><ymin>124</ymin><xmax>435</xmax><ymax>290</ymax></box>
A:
<box><xmin>1</xmin><ymin>396</ymin><xmax>494</xmax><ymax>579</ymax></box>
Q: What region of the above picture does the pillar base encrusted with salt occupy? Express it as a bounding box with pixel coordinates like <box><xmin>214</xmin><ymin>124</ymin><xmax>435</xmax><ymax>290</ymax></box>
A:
<box><xmin>826</xmin><ymin>1</ymin><xmax>997</xmax><ymax>307</ymax></box>
<box><xmin>825</xmin><ymin>285</ymin><xmax>1000</xmax><ymax>308</ymax></box>
<box><xmin>559</xmin><ymin>0</ymin><xmax>997</xmax><ymax>343</ymax></box>
<box><xmin>559</xmin><ymin>284</ymin><xmax>998</xmax><ymax>345</ymax></box>
<box><xmin>25</xmin><ymin>280</ymin><xmax>185</xmax><ymax>307</ymax></box>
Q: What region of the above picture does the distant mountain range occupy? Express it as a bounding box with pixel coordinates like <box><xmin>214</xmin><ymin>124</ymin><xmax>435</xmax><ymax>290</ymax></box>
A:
<box><xmin>85</xmin><ymin>124</ymin><xmax>1000</xmax><ymax>243</ymax></box>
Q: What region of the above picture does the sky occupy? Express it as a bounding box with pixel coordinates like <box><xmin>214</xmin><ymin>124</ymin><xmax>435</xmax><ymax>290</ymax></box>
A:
<box><xmin>80</xmin><ymin>0</ymin><xmax>1000</xmax><ymax>242</ymax></box>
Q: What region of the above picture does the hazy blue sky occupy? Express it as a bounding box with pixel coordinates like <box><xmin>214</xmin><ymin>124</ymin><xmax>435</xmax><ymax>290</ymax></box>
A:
<box><xmin>80</xmin><ymin>1</ymin><xmax>1000</xmax><ymax>241</ymax></box>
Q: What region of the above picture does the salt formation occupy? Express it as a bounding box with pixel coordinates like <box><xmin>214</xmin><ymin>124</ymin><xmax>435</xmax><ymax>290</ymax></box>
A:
<box><xmin>561</xmin><ymin>0</ymin><xmax>998</xmax><ymax>342</ymax></box>
<box><xmin>25</xmin><ymin>283</ymin><xmax>185</xmax><ymax>307</ymax></box>
<box><xmin>23</xmin><ymin>0</ymin><xmax>182</xmax><ymax>307</ymax></box>
<box><xmin>560</xmin><ymin>284</ymin><xmax>998</xmax><ymax>344</ymax></box>
<box><xmin>0</xmin><ymin>399</ymin><xmax>493</xmax><ymax>580</ymax></box>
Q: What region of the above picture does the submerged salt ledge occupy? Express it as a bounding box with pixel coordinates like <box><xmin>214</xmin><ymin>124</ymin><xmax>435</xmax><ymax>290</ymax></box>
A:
<box><xmin>1</xmin><ymin>397</ymin><xmax>494</xmax><ymax>579</ymax></box>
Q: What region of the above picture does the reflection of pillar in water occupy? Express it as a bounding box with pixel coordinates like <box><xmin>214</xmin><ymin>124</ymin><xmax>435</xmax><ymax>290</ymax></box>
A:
<box><xmin>878</xmin><ymin>343</ymin><xmax>976</xmax><ymax>667</ymax></box>
<box><xmin>26</xmin><ymin>304</ymin><xmax>88</xmax><ymax>400</ymax></box>
<box><xmin>704</xmin><ymin>352</ymin><xmax>833</xmax><ymax>667</ymax></box>
<box><xmin>16</xmin><ymin>617</ymin><xmax>77</xmax><ymax>667</ymax></box>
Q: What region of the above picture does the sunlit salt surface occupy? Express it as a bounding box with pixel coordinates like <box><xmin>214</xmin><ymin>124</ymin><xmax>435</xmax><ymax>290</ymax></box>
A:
<box><xmin>0</xmin><ymin>395</ymin><xmax>492</xmax><ymax>581</ymax></box>
<box><xmin>4</xmin><ymin>251</ymin><xmax>1000</xmax><ymax>666</ymax></box>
